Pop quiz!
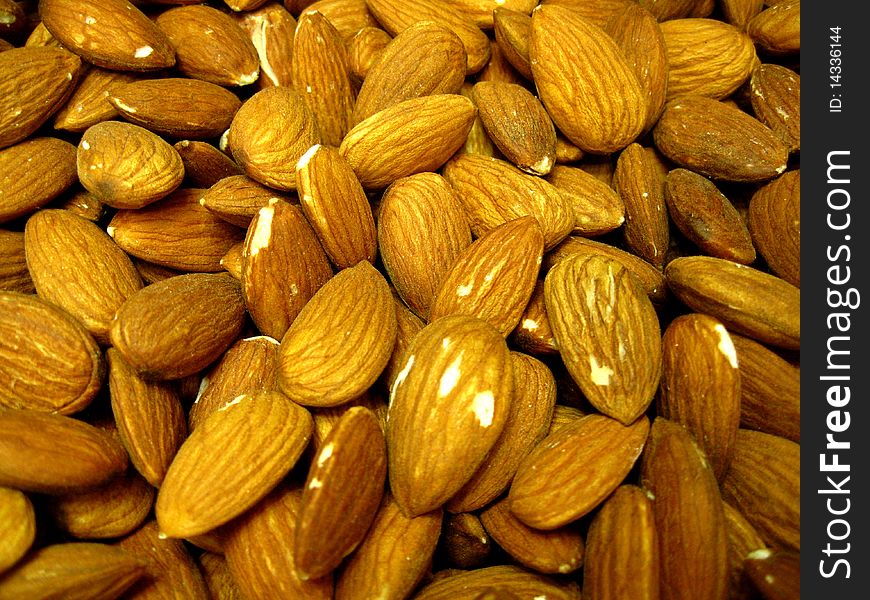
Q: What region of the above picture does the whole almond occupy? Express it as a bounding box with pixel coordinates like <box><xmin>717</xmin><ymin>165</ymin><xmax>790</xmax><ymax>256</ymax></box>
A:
<box><xmin>24</xmin><ymin>209</ymin><xmax>143</xmax><ymax>343</ymax></box>
<box><xmin>545</xmin><ymin>164</ymin><xmax>626</xmax><ymax>236</ymax></box>
<box><xmin>413</xmin><ymin>565</ymin><xmax>581</xmax><ymax>600</ymax></box>
<box><xmin>748</xmin><ymin>169</ymin><xmax>800</xmax><ymax>287</ymax></box>
<box><xmin>530</xmin><ymin>4</ymin><xmax>646</xmax><ymax>154</ymax></box>
<box><xmin>339</xmin><ymin>94</ymin><xmax>476</xmax><ymax>189</ymax></box>
<box><xmin>0</xmin><ymin>487</ymin><xmax>35</xmax><ymax>576</ymax></box>
<box><xmin>109</xmin><ymin>273</ymin><xmax>246</xmax><ymax>380</ymax></box>
<box><xmin>387</xmin><ymin>315</ymin><xmax>513</xmax><ymax>517</ymax></box>
<box><xmin>721</xmin><ymin>0</ymin><xmax>765</xmax><ymax>30</ymax></box>
<box><xmin>157</xmin><ymin>5</ymin><xmax>260</xmax><ymax>86</ymax></box>
<box><xmin>305</xmin><ymin>0</ymin><xmax>380</xmax><ymax>40</ymax></box>
<box><xmin>0</xmin><ymin>232</ymin><xmax>33</xmax><ymax>293</ymax></box>
<box><xmin>749</xmin><ymin>63</ymin><xmax>800</xmax><ymax>154</ymax></box>
<box><xmin>53</xmin><ymin>67</ymin><xmax>136</xmax><ymax>133</ymax></box>
<box><xmin>234</xmin><ymin>2</ymin><xmax>298</xmax><ymax>88</ymax></box>
<box><xmin>156</xmin><ymin>391</ymin><xmax>313</xmax><ymax>538</ymax></box>
<box><xmin>0</xmin><ymin>409</ymin><xmax>128</xmax><ymax>494</ymax></box>
<box><xmin>174</xmin><ymin>140</ymin><xmax>244</xmax><ymax>189</ymax></box>
<box><xmin>347</xmin><ymin>26</ymin><xmax>392</xmax><ymax>80</ymax></box>
<box><xmin>493</xmin><ymin>7</ymin><xmax>532</xmax><ymax>80</ymax></box>
<box><xmin>744</xmin><ymin>548</ymin><xmax>800</xmax><ymax>600</ymax></box>
<box><xmin>78</xmin><ymin>121</ymin><xmax>185</xmax><ymax>209</ymax></box>
<box><xmin>0</xmin><ymin>136</ymin><xmax>78</xmax><ymax>224</ymax></box>
<box><xmin>200</xmin><ymin>174</ymin><xmax>286</xmax><ymax>228</ymax></box>
<box><xmin>664</xmin><ymin>255</ymin><xmax>800</xmax><ymax>350</ymax></box>
<box><xmin>509</xmin><ymin>414</ymin><xmax>650</xmax><ymax>529</ymax></box>
<box><xmin>0</xmin><ymin>292</ymin><xmax>103</xmax><ymax>415</ymax></box>
<box><xmin>41</xmin><ymin>0</ymin><xmax>176</xmax><ymax>71</ymax></box>
<box><xmin>746</xmin><ymin>0</ymin><xmax>799</xmax><ymax>55</ymax></box>
<box><xmin>545</xmin><ymin>254</ymin><xmax>662</xmax><ymax>424</ymax></box>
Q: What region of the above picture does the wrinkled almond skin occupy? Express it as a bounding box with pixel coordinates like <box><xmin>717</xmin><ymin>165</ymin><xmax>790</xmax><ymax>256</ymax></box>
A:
<box><xmin>0</xmin><ymin>232</ymin><xmax>33</xmax><ymax>293</ymax></box>
<box><xmin>156</xmin><ymin>391</ymin><xmax>313</xmax><ymax>539</ymax></box>
<box><xmin>748</xmin><ymin>169</ymin><xmax>800</xmax><ymax>287</ymax></box>
<box><xmin>509</xmin><ymin>414</ymin><xmax>650</xmax><ymax>530</ymax></box>
<box><xmin>278</xmin><ymin>261</ymin><xmax>396</xmax><ymax>407</ymax></box>
<box><xmin>200</xmin><ymin>174</ymin><xmax>285</xmax><ymax>228</ymax></box>
<box><xmin>493</xmin><ymin>7</ymin><xmax>532</xmax><ymax>80</ymax></box>
<box><xmin>545</xmin><ymin>164</ymin><xmax>626</xmax><ymax>237</ymax></box>
<box><xmin>746</xmin><ymin>0</ymin><xmax>799</xmax><ymax>55</ymax></box>
<box><xmin>234</xmin><ymin>2</ymin><xmax>297</xmax><ymax>89</ymax></box>
<box><xmin>749</xmin><ymin>63</ymin><xmax>800</xmax><ymax>154</ymax></box>
<box><xmin>53</xmin><ymin>67</ymin><xmax>135</xmax><ymax>133</ymax></box>
<box><xmin>387</xmin><ymin>315</ymin><xmax>513</xmax><ymax>517</ymax></box>
<box><xmin>0</xmin><ymin>486</ymin><xmax>36</xmax><ymax>576</ymax></box>
<box><xmin>347</xmin><ymin>26</ymin><xmax>392</xmax><ymax>81</ymax></box>
<box><xmin>109</xmin><ymin>273</ymin><xmax>246</xmax><ymax>380</ymax></box>
<box><xmin>511</xmin><ymin>280</ymin><xmax>559</xmax><ymax>356</ymax></box>
<box><xmin>413</xmin><ymin>565</ymin><xmax>582</xmax><ymax>600</ymax></box>
<box><xmin>174</xmin><ymin>140</ymin><xmax>244</xmax><ymax>189</ymax></box>
<box><xmin>723</xmin><ymin>501</ymin><xmax>766</xmax><ymax>600</ymax></box>
<box><xmin>0</xmin><ymin>137</ymin><xmax>78</xmax><ymax>224</ymax></box>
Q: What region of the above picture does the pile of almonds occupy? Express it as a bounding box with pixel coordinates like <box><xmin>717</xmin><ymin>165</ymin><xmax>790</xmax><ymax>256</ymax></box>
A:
<box><xmin>1</xmin><ymin>0</ymin><xmax>800</xmax><ymax>598</ymax></box>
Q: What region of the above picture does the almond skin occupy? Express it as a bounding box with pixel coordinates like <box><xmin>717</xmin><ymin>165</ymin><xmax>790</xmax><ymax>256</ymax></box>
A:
<box><xmin>493</xmin><ymin>7</ymin><xmax>532</xmax><ymax>80</ymax></box>
<box><xmin>0</xmin><ymin>232</ymin><xmax>33</xmax><ymax>293</ymax></box>
<box><xmin>200</xmin><ymin>174</ymin><xmax>286</xmax><ymax>228</ymax></box>
<box><xmin>155</xmin><ymin>391</ymin><xmax>313</xmax><ymax>539</ymax></box>
<box><xmin>746</xmin><ymin>0</ymin><xmax>799</xmax><ymax>55</ymax></box>
<box><xmin>510</xmin><ymin>280</ymin><xmax>559</xmax><ymax>356</ymax></box>
<box><xmin>545</xmin><ymin>164</ymin><xmax>626</xmax><ymax>236</ymax></box>
<box><xmin>347</xmin><ymin>26</ymin><xmax>392</xmax><ymax>80</ymax></box>
<box><xmin>234</xmin><ymin>2</ymin><xmax>298</xmax><ymax>88</ymax></box>
<box><xmin>0</xmin><ymin>486</ymin><xmax>36</xmax><ymax>576</ymax></box>
<box><xmin>53</xmin><ymin>67</ymin><xmax>136</xmax><ymax>133</ymax></box>
<box><xmin>0</xmin><ymin>136</ymin><xmax>79</xmax><ymax>224</ymax></box>
<box><xmin>174</xmin><ymin>140</ymin><xmax>244</xmax><ymax>189</ymax></box>
<box><xmin>749</xmin><ymin>63</ymin><xmax>800</xmax><ymax>154</ymax></box>
<box><xmin>413</xmin><ymin>565</ymin><xmax>581</xmax><ymax>600</ymax></box>
<box><xmin>40</xmin><ymin>0</ymin><xmax>176</xmax><ymax>71</ymax></box>
<box><xmin>508</xmin><ymin>414</ymin><xmax>650</xmax><ymax>530</ymax></box>
<box><xmin>277</xmin><ymin>261</ymin><xmax>396</xmax><ymax>407</ymax></box>
<box><xmin>387</xmin><ymin>315</ymin><xmax>513</xmax><ymax>517</ymax></box>
<box><xmin>109</xmin><ymin>273</ymin><xmax>246</xmax><ymax>380</ymax></box>
<box><xmin>748</xmin><ymin>169</ymin><xmax>800</xmax><ymax>287</ymax></box>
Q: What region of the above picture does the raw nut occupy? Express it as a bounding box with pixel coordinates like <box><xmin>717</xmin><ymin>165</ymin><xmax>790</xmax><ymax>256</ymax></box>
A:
<box><xmin>40</xmin><ymin>0</ymin><xmax>176</xmax><ymax>71</ymax></box>
<box><xmin>546</xmin><ymin>0</ymin><xmax>636</xmax><ymax>27</ymax></box>
<box><xmin>721</xmin><ymin>429</ymin><xmax>800</xmax><ymax>553</ymax></box>
<box><xmin>277</xmin><ymin>261</ymin><xmax>396</xmax><ymax>407</ymax></box>
<box><xmin>660</xmin><ymin>18</ymin><xmax>757</xmax><ymax>100</ymax></box>
<box><xmin>223</xmin><ymin>486</ymin><xmax>334</xmax><ymax>599</ymax></box>
<box><xmin>637</xmin><ymin>0</ymin><xmax>701</xmax><ymax>20</ymax></box>
<box><xmin>442</xmin><ymin>154</ymin><xmax>574</xmax><ymax>250</ymax></box>
<box><xmin>448</xmin><ymin>0</ymin><xmax>537</xmax><ymax>29</ymax></box>
<box><xmin>0</xmin><ymin>292</ymin><xmax>103</xmax><ymax>415</ymax></box>
<box><xmin>530</xmin><ymin>4</ymin><xmax>646</xmax><ymax>154</ymax></box>
<box><xmin>24</xmin><ymin>21</ymin><xmax>62</xmax><ymax>48</ymax></box>
<box><xmin>658</xmin><ymin>313</ymin><xmax>741</xmax><ymax>480</ymax></box>
<box><xmin>0</xmin><ymin>409</ymin><xmax>128</xmax><ymax>494</ymax></box>
<box><xmin>0</xmin><ymin>487</ymin><xmax>36</xmax><ymax>576</ymax></box>
<box><xmin>107</xmin><ymin>349</ymin><xmax>188</xmax><ymax>487</ymax></box>
<box><xmin>383</xmin><ymin>298</ymin><xmax>427</xmax><ymax>391</ymax></box>
<box><xmin>492</xmin><ymin>7</ymin><xmax>532</xmax><ymax>80</ymax></box>
<box><xmin>511</xmin><ymin>281</ymin><xmax>559</xmax><ymax>356</ymax></box>
<box><xmin>109</xmin><ymin>78</ymin><xmax>243</xmax><ymax>140</ymax></box>
<box><xmin>640</xmin><ymin>417</ymin><xmax>729</xmax><ymax>600</ymax></box>
<box><xmin>58</xmin><ymin>190</ymin><xmax>105</xmax><ymax>223</ymax></box>
<box><xmin>413</xmin><ymin>565</ymin><xmax>582</xmax><ymax>600</ymax></box>
<box><xmin>0</xmin><ymin>137</ymin><xmax>78</xmax><ymax>224</ymax></box>
<box><xmin>0</xmin><ymin>232</ymin><xmax>33</xmax><ymax>293</ymax></box>
<box><xmin>228</xmin><ymin>86</ymin><xmax>321</xmax><ymax>191</ymax></box>
<box><xmin>447</xmin><ymin>351</ymin><xmax>556</xmax><ymax>512</ymax></box>
<box><xmin>78</xmin><ymin>121</ymin><xmax>186</xmax><ymax>209</ymax></box>
<box><xmin>480</xmin><ymin>496</ymin><xmax>585</xmax><ymax>575</ymax></box>
<box><xmin>347</xmin><ymin>26</ymin><xmax>392</xmax><ymax>81</ymax></box>
<box><xmin>309</xmin><ymin>391</ymin><xmax>387</xmax><ymax>452</ymax></box>
<box><xmin>305</xmin><ymin>0</ymin><xmax>381</xmax><ymax>40</ymax></box>
<box><xmin>612</xmin><ymin>143</ymin><xmax>670</xmax><ymax>267</ymax></box>
<box><xmin>292</xmin><ymin>10</ymin><xmax>355</xmax><ymax>146</ymax></box>
<box><xmin>747</xmin><ymin>169</ymin><xmax>800</xmax><ymax>287</ymax></box>
<box><xmin>544</xmin><ymin>254</ymin><xmax>662</xmax><ymax>424</ymax></box>
<box><xmin>24</xmin><ymin>208</ymin><xmax>144</xmax><ymax>344</ymax></box>
<box><xmin>378</xmin><ymin>172</ymin><xmax>472</xmax><ymax>319</ymax></box>
<box><xmin>545</xmin><ymin>164</ymin><xmax>626</xmax><ymax>236</ymax></box>
<box><xmin>107</xmin><ymin>188</ymin><xmax>245</xmax><ymax>273</ymax></box>
<box><xmin>472</xmin><ymin>81</ymin><xmax>556</xmax><ymax>175</ymax></box>
<box><xmin>746</xmin><ymin>0</ymin><xmax>800</xmax><ymax>55</ymax></box>
<box><xmin>353</xmin><ymin>21</ymin><xmax>466</xmax><ymax>125</ymax></box>
<box><xmin>200</xmin><ymin>174</ymin><xmax>287</xmax><ymax>228</ymax></box>
<box><xmin>365</xmin><ymin>0</ymin><xmax>491</xmax><ymax>74</ymax></box>
<box><xmin>234</xmin><ymin>2</ymin><xmax>297</xmax><ymax>88</ymax></box>
<box><xmin>720</xmin><ymin>0</ymin><xmax>765</xmax><ymax>30</ymax></box>
<box><xmin>663</xmin><ymin>167</ymin><xmax>757</xmax><ymax>264</ymax></box>
<box><xmin>242</xmin><ymin>199</ymin><xmax>334</xmax><ymax>340</ymax></box>
<box><xmin>583</xmin><ymin>485</ymin><xmax>660</xmax><ymax>600</ymax></box>
<box><xmin>749</xmin><ymin>63</ymin><xmax>800</xmax><ymax>154</ymax></box>
<box><xmin>0</xmin><ymin>543</ymin><xmax>147</xmax><ymax>600</ymax></box>
<box><xmin>155</xmin><ymin>391</ymin><xmax>313</xmax><ymax>538</ymax></box>
<box><xmin>339</xmin><ymin>94</ymin><xmax>476</xmax><ymax>190</ymax></box>
<box><xmin>387</xmin><ymin>315</ymin><xmax>513</xmax><ymax>517</ymax></box>
<box><xmin>508</xmin><ymin>413</ymin><xmax>650</xmax><ymax>530</ymax></box>
<box><xmin>188</xmin><ymin>335</ymin><xmax>281</xmax><ymax>431</ymax></box>
<box><xmin>174</xmin><ymin>140</ymin><xmax>244</xmax><ymax>188</ymax></box>
<box><xmin>723</xmin><ymin>501</ymin><xmax>767</xmax><ymax>600</ymax></box>
<box><xmin>156</xmin><ymin>5</ymin><xmax>260</xmax><ymax>86</ymax></box>
<box><xmin>295</xmin><ymin>144</ymin><xmax>378</xmax><ymax>269</ymax></box>
<box><xmin>0</xmin><ymin>0</ymin><xmax>24</xmax><ymax>34</ymax></box>
<box><xmin>53</xmin><ymin>68</ymin><xmax>136</xmax><ymax>133</ymax></box>
<box><xmin>744</xmin><ymin>548</ymin><xmax>801</xmax><ymax>600</ymax></box>
<box><xmin>653</xmin><ymin>96</ymin><xmax>789</xmax><ymax>183</ymax></box>
<box><xmin>109</xmin><ymin>273</ymin><xmax>246</xmax><ymax>380</ymax></box>
<box><xmin>295</xmin><ymin>406</ymin><xmax>387</xmax><ymax>580</ymax></box>
<box><xmin>664</xmin><ymin>255</ymin><xmax>800</xmax><ymax>350</ymax></box>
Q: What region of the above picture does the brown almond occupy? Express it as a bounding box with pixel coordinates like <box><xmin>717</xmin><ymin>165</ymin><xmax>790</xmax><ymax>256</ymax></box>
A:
<box><xmin>748</xmin><ymin>169</ymin><xmax>800</xmax><ymax>287</ymax></box>
<box><xmin>53</xmin><ymin>67</ymin><xmax>136</xmax><ymax>133</ymax></box>
<box><xmin>0</xmin><ymin>136</ymin><xmax>78</xmax><ymax>224</ymax></box>
<box><xmin>156</xmin><ymin>391</ymin><xmax>313</xmax><ymax>538</ymax></box>
<box><xmin>746</xmin><ymin>0</ymin><xmax>799</xmax><ymax>55</ymax></box>
<box><xmin>493</xmin><ymin>7</ymin><xmax>532</xmax><ymax>80</ymax></box>
<box><xmin>58</xmin><ymin>190</ymin><xmax>106</xmax><ymax>223</ymax></box>
<box><xmin>109</xmin><ymin>273</ymin><xmax>246</xmax><ymax>380</ymax></box>
<box><xmin>744</xmin><ymin>548</ymin><xmax>800</xmax><ymax>600</ymax></box>
<box><xmin>41</xmin><ymin>0</ymin><xmax>176</xmax><ymax>71</ymax></box>
<box><xmin>511</xmin><ymin>280</ymin><xmax>559</xmax><ymax>356</ymax></box>
<box><xmin>174</xmin><ymin>140</ymin><xmax>244</xmax><ymax>188</ymax></box>
<box><xmin>749</xmin><ymin>63</ymin><xmax>800</xmax><ymax>154</ymax></box>
<box><xmin>721</xmin><ymin>0</ymin><xmax>765</xmax><ymax>30</ymax></box>
<box><xmin>0</xmin><ymin>232</ymin><xmax>33</xmax><ymax>293</ymax></box>
<box><xmin>664</xmin><ymin>255</ymin><xmax>800</xmax><ymax>350</ymax></box>
<box><xmin>509</xmin><ymin>414</ymin><xmax>650</xmax><ymax>530</ymax></box>
<box><xmin>234</xmin><ymin>2</ymin><xmax>297</xmax><ymax>88</ymax></box>
<box><xmin>305</xmin><ymin>0</ymin><xmax>380</xmax><ymax>40</ymax></box>
<box><xmin>441</xmin><ymin>512</ymin><xmax>491</xmax><ymax>569</ymax></box>
<box><xmin>200</xmin><ymin>174</ymin><xmax>287</xmax><ymax>228</ymax></box>
<box><xmin>382</xmin><ymin>297</ymin><xmax>427</xmax><ymax>391</ymax></box>
<box><xmin>347</xmin><ymin>26</ymin><xmax>392</xmax><ymax>81</ymax></box>
<box><xmin>413</xmin><ymin>565</ymin><xmax>581</xmax><ymax>599</ymax></box>
<box><xmin>723</xmin><ymin>501</ymin><xmax>767</xmax><ymax>600</ymax></box>
<box><xmin>157</xmin><ymin>5</ymin><xmax>260</xmax><ymax>86</ymax></box>
<box><xmin>545</xmin><ymin>164</ymin><xmax>626</xmax><ymax>236</ymax></box>
<box><xmin>0</xmin><ymin>292</ymin><xmax>103</xmax><ymax>415</ymax></box>
<box><xmin>309</xmin><ymin>390</ymin><xmax>387</xmax><ymax>453</ymax></box>
<box><xmin>0</xmin><ymin>487</ymin><xmax>35</xmax><ymax>576</ymax></box>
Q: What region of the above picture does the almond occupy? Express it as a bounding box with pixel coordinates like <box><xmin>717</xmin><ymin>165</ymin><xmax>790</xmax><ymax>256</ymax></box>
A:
<box><xmin>200</xmin><ymin>174</ymin><xmax>287</xmax><ymax>228</ymax></box>
<box><xmin>511</xmin><ymin>281</ymin><xmax>559</xmax><ymax>356</ymax></box>
<box><xmin>109</xmin><ymin>273</ymin><xmax>246</xmax><ymax>380</ymax></box>
<box><xmin>744</xmin><ymin>548</ymin><xmax>800</xmax><ymax>600</ymax></box>
<box><xmin>276</xmin><ymin>261</ymin><xmax>394</xmax><ymax>406</ymax></box>
<box><xmin>78</xmin><ymin>121</ymin><xmax>186</xmax><ymax>209</ymax></box>
<box><xmin>0</xmin><ymin>136</ymin><xmax>78</xmax><ymax>224</ymax></box>
<box><xmin>530</xmin><ymin>4</ymin><xmax>646</xmax><ymax>154</ymax></box>
<box><xmin>746</xmin><ymin>0</ymin><xmax>799</xmax><ymax>55</ymax></box>
<box><xmin>723</xmin><ymin>501</ymin><xmax>767</xmax><ymax>600</ymax></box>
<box><xmin>41</xmin><ymin>0</ymin><xmax>176</xmax><ymax>71</ymax></box>
<box><xmin>749</xmin><ymin>63</ymin><xmax>800</xmax><ymax>154</ymax></box>
<box><xmin>156</xmin><ymin>5</ymin><xmax>260</xmax><ymax>86</ymax></box>
<box><xmin>748</xmin><ymin>169</ymin><xmax>800</xmax><ymax>287</ymax></box>
<box><xmin>295</xmin><ymin>144</ymin><xmax>377</xmax><ymax>268</ymax></box>
<box><xmin>340</xmin><ymin>94</ymin><xmax>476</xmax><ymax>189</ymax></box>
<box><xmin>0</xmin><ymin>408</ymin><xmax>128</xmax><ymax>494</ymax></box>
<box><xmin>234</xmin><ymin>2</ymin><xmax>297</xmax><ymax>88</ymax></box>
<box><xmin>0</xmin><ymin>0</ymin><xmax>24</xmax><ymax>35</ymax></box>
<box><xmin>545</xmin><ymin>164</ymin><xmax>626</xmax><ymax>236</ymax></box>
<box><xmin>720</xmin><ymin>0</ymin><xmax>765</xmax><ymax>30</ymax></box>
<box><xmin>242</xmin><ymin>199</ymin><xmax>334</xmax><ymax>340</ymax></box>
<box><xmin>544</xmin><ymin>254</ymin><xmax>662</xmax><ymax>424</ymax></box>
<box><xmin>352</xmin><ymin>21</ymin><xmax>466</xmax><ymax>125</ymax></box>
<box><xmin>174</xmin><ymin>140</ymin><xmax>244</xmax><ymax>188</ymax></box>
<box><xmin>664</xmin><ymin>255</ymin><xmax>800</xmax><ymax>350</ymax></box>
<box><xmin>387</xmin><ymin>315</ymin><xmax>512</xmax><ymax>517</ymax></box>
<box><xmin>347</xmin><ymin>26</ymin><xmax>392</xmax><ymax>81</ymax></box>
<box><xmin>653</xmin><ymin>96</ymin><xmax>789</xmax><ymax>182</ymax></box>
<box><xmin>413</xmin><ymin>565</ymin><xmax>582</xmax><ymax>599</ymax></box>
<box><xmin>305</xmin><ymin>0</ymin><xmax>380</xmax><ymax>40</ymax></box>
<box><xmin>441</xmin><ymin>512</ymin><xmax>491</xmax><ymax>568</ymax></box>
<box><xmin>156</xmin><ymin>391</ymin><xmax>313</xmax><ymax>538</ymax></box>
<box><xmin>0</xmin><ymin>487</ymin><xmax>35</xmax><ymax>576</ymax></box>
<box><xmin>508</xmin><ymin>413</ymin><xmax>650</xmax><ymax>530</ymax></box>
<box><xmin>53</xmin><ymin>67</ymin><xmax>136</xmax><ymax>133</ymax></box>
<box><xmin>0</xmin><ymin>292</ymin><xmax>103</xmax><ymax>415</ymax></box>
<box><xmin>0</xmin><ymin>232</ymin><xmax>33</xmax><ymax>293</ymax></box>
<box><xmin>24</xmin><ymin>208</ymin><xmax>144</xmax><ymax>344</ymax></box>
<box><xmin>492</xmin><ymin>7</ymin><xmax>532</xmax><ymax>80</ymax></box>
<box><xmin>58</xmin><ymin>190</ymin><xmax>106</xmax><ymax>223</ymax></box>
<box><xmin>383</xmin><ymin>297</ymin><xmax>427</xmax><ymax>391</ymax></box>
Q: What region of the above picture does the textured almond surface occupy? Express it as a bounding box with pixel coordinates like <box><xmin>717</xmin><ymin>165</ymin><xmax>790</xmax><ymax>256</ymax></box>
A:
<box><xmin>748</xmin><ymin>169</ymin><xmax>800</xmax><ymax>287</ymax></box>
<box><xmin>0</xmin><ymin>136</ymin><xmax>78</xmax><ymax>224</ymax></box>
<box><xmin>0</xmin><ymin>486</ymin><xmax>35</xmax><ymax>575</ymax></box>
